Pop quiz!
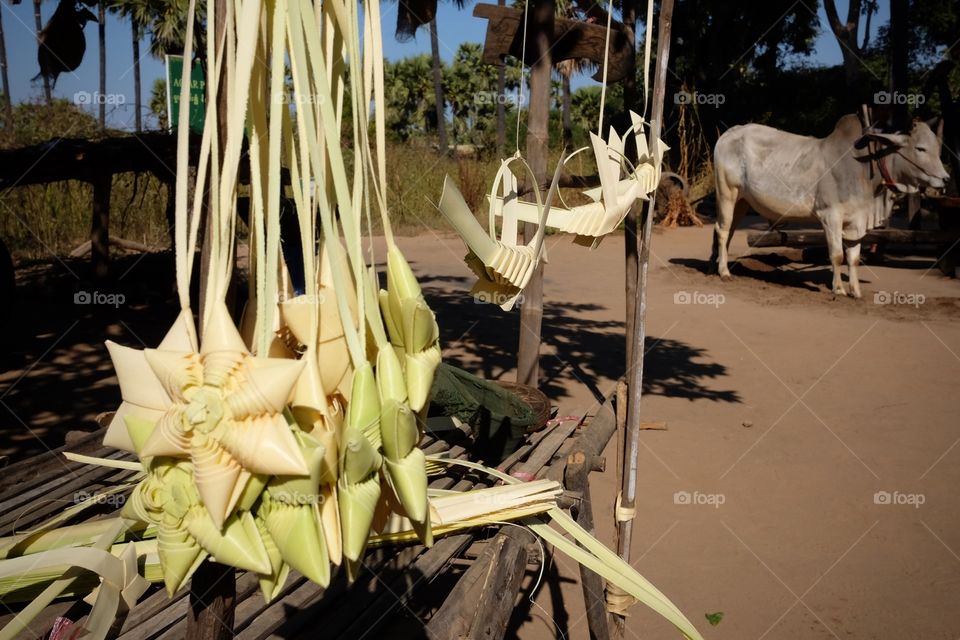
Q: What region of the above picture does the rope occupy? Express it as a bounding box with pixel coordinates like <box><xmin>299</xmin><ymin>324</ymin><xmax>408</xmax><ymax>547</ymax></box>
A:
<box><xmin>614</xmin><ymin>491</ymin><xmax>635</xmax><ymax>522</ymax></box>
<box><xmin>606</xmin><ymin>582</ymin><xmax>638</xmax><ymax>615</ymax></box>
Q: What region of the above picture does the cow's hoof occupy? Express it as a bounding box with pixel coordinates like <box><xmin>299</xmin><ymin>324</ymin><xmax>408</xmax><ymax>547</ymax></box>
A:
<box><xmin>850</xmin><ymin>291</ymin><xmax>863</xmax><ymax>300</ymax></box>
<box><xmin>720</xmin><ymin>273</ymin><xmax>733</xmax><ymax>282</ymax></box>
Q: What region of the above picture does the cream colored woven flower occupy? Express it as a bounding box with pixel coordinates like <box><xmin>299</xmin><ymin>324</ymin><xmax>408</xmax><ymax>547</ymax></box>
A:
<box><xmin>106</xmin><ymin>302</ymin><xmax>308</xmax><ymax>529</ymax></box>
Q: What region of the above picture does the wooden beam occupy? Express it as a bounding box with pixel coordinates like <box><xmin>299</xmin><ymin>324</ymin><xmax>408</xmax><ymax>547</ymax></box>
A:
<box><xmin>90</xmin><ymin>173</ymin><xmax>111</xmax><ymax>279</ymax></box>
<box><xmin>185</xmin><ymin>561</ymin><xmax>236</xmax><ymax>640</ymax></box>
<box><xmin>473</xmin><ymin>3</ymin><xmax>632</xmax><ymax>83</ymax></box>
<box><xmin>745</xmin><ymin>228</ymin><xmax>960</xmax><ymax>248</ymax></box>
<box><xmin>426</xmin><ymin>528</ymin><xmax>533</xmax><ymax>639</ymax></box>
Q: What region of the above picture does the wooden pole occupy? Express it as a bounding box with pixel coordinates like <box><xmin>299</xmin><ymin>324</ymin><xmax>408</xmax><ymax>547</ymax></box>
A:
<box><xmin>621</xmin><ymin>0</ymin><xmax>639</xmax><ymax>371</ymax></box>
<box><xmin>186</xmin><ymin>561</ymin><xmax>236</xmax><ymax>640</ymax></box>
<box><xmin>516</xmin><ymin>0</ymin><xmax>554</xmax><ymax>388</ymax></box>
<box><xmin>188</xmin><ymin>0</ymin><xmax>237</xmax><ymax>634</ymax></box>
<box><xmin>615</xmin><ymin>0</ymin><xmax>673</xmax><ymax>624</ymax></box>
<box><xmin>90</xmin><ymin>173</ymin><xmax>111</xmax><ymax>279</ymax></box>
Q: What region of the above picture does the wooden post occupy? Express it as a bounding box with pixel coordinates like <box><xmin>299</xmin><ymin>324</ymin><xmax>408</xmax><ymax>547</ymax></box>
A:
<box><xmin>189</xmin><ymin>0</ymin><xmax>237</xmax><ymax>634</ymax></box>
<box><xmin>90</xmin><ymin>174</ymin><xmax>111</xmax><ymax>279</ymax></box>
<box><xmin>615</xmin><ymin>0</ymin><xmax>673</xmax><ymax>626</ymax></box>
<box><xmin>186</xmin><ymin>561</ymin><xmax>236</xmax><ymax>640</ymax></box>
<box><xmin>516</xmin><ymin>0</ymin><xmax>554</xmax><ymax>388</ymax></box>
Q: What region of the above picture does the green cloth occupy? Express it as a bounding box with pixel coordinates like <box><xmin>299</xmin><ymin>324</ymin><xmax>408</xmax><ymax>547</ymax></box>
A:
<box><xmin>428</xmin><ymin>363</ymin><xmax>537</xmax><ymax>463</ymax></box>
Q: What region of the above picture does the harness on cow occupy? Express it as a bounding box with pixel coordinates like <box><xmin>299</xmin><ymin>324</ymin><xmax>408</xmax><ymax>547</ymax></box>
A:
<box><xmin>856</xmin><ymin>109</ymin><xmax>904</xmax><ymax>195</ymax></box>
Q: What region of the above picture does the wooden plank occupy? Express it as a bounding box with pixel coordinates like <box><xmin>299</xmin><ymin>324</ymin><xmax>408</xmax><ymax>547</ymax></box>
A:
<box><xmin>745</xmin><ymin>228</ymin><xmax>960</xmax><ymax>248</ymax></box>
<box><xmin>566</xmin><ymin>455</ymin><xmax>611</xmax><ymax>640</ymax></box>
<box><xmin>426</xmin><ymin>527</ymin><xmax>532</xmax><ymax>639</ymax></box>
<box><xmin>332</xmin><ymin>534</ymin><xmax>474</xmax><ymax>640</ymax></box>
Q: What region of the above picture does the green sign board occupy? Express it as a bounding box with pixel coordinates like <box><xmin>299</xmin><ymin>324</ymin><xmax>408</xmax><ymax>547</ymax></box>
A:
<box><xmin>165</xmin><ymin>55</ymin><xmax>206</xmax><ymax>132</ymax></box>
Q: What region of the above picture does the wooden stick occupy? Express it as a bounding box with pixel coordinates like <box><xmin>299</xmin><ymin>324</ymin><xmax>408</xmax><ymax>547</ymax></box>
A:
<box><xmin>516</xmin><ymin>0</ymin><xmax>555</xmax><ymax>388</ymax></box>
<box><xmin>616</xmin><ymin>0</ymin><xmax>674</xmax><ymax>631</ymax></box>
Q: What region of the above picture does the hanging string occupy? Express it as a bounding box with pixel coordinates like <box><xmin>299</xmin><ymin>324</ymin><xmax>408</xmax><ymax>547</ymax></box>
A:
<box><xmin>514</xmin><ymin>0</ymin><xmax>532</xmax><ymax>154</ymax></box>
<box><xmin>596</xmin><ymin>0</ymin><xmax>614</xmax><ymax>137</ymax></box>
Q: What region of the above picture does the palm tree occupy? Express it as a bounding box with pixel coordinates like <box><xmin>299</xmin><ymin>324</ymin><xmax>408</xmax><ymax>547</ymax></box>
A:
<box><xmin>0</xmin><ymin>6</ymin><xmax>13</xmax><ymax>132</ymax></box>
<box><xmin>391</xmin><ymin>0</ymin><xmax>462</xmax><ymax>154</ymax></box>
<box><xmin>33</xmin><ymin>0</ymin><xmax>52</xmax><ymax>103</ymax></box>
<box><xmin>109</xmin><ymin>0</ymin><xmax>146</xmax><ymax>131</ymax></box>
<box><xmin>98</xmin><ymin>0</ymin><xmax>106</xmax><ymax>127</ymax></box>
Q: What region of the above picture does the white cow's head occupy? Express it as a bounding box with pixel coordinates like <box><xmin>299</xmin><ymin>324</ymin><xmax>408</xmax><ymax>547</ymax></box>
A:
<box><xmin>857</xmin><ymin>118</ymin><xmax>950</xmax><ymax>191</ymax></box>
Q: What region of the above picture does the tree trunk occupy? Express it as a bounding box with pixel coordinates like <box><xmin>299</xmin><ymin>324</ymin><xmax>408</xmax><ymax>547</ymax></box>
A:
<box><xmin>561</xmin><ymin>70</ymin><xmax>572</xmax><ymax>148</ymax></box>
<box><xmin>516</xmin><ymin>0</ymin><xmax>554</xmax><ymax>388</ymax></box>
<box><xmin>890</xmin><ymin>0</ymin><xmax>909</xmax><ymax>129</ymax></box>
<box><xmin>132</xmin><ymin>19</ymin><xmax>142</xmax><ymax>132</ymax></box>
<box><xmin>98</xmin><ymin>0</ymin><xmax>107</xmax><ymax>128</ymax></box>
<box><xmin>0</xmin><ymin>8</ymin><xmax>13</xmax><ymax>132</ymax></box>
<box><xmin>429</xmin><ymin>17</ymin><xmax>448</xmax><ymax>154</ymax></box>
<box><xmin>824</xmin><ymin>0</ymin><xmax>864</xmax><ymax>110</ymax></box>
<box><xmin>34</xmin><ymin>0</ymin><xmax>51</xmax><ymax>104</ymax></box>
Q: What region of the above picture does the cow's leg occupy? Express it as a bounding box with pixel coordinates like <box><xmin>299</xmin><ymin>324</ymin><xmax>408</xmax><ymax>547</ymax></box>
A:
<box><xmin>714</xmin><ymin>200</ymin><xmax>747</xmax><ymax>280</ymax></box>
<box><xmin>824</xmin><ymin>224</ymin><xmax>847</xmax><ymax>296</ymax></box>
<box><xmin>844</xmin><ymin>240</ymin><xmax>862</xmax><ymax>299</ymax></box>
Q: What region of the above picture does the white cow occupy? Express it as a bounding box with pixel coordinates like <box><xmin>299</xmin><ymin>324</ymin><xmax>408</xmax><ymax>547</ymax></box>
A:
<box><xmin>711</xmin><ymin>114</ymin><xmax>949</xmax><ymax>298</ymax></box>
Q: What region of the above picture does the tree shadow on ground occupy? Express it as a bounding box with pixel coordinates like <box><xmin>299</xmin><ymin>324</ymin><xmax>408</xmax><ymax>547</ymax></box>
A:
<box><xmin>418</xmin><ymin>273</ymin><xmax>741</xmax><ymax>405</ymax></box>
<box><xmin>1</xmin><ymin>254</ymin><xmax>739</xmax><ymax>465</ymax></box>
<box><xmin>0</xmin><ymin>252</ymin><xmax>181</xmax><ymax>464</ymax></box>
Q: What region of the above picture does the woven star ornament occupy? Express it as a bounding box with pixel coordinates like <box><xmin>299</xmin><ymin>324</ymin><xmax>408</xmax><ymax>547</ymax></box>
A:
<box><xmin>105</xmin><ymin>302</ymin><xmax>308</xmax><ymax>530</ymax></box>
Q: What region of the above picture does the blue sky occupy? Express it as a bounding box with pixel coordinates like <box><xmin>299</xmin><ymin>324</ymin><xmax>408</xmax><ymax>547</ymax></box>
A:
<box><xmin>1</xmin><ymin>0</ymin><xmax>890</xmax><ymax>130</ymax></box>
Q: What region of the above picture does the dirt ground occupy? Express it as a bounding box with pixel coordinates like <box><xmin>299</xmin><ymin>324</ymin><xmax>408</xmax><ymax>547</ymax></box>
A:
<box><xmin>2</xmin><ymin>218</ymin><xmax>959</xmax><ymax>639</ymax></box>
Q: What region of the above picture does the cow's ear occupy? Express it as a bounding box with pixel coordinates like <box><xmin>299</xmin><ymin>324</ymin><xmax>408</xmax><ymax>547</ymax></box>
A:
<box><xmin>926</xmin><ymin>116</ymin><xmax>944</xmax><ymax>141</ymax></box>
<box><xmin>855</xmin><ymin>132</ymin><xmax>908</xmax><ymax>149</ymax></box>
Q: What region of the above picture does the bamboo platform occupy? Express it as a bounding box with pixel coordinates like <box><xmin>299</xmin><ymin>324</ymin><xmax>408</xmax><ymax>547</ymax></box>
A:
<box><xmin>0</xmin><ymin>395</ymin><xmax>618</xmax><ymax>639</ymax></box>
